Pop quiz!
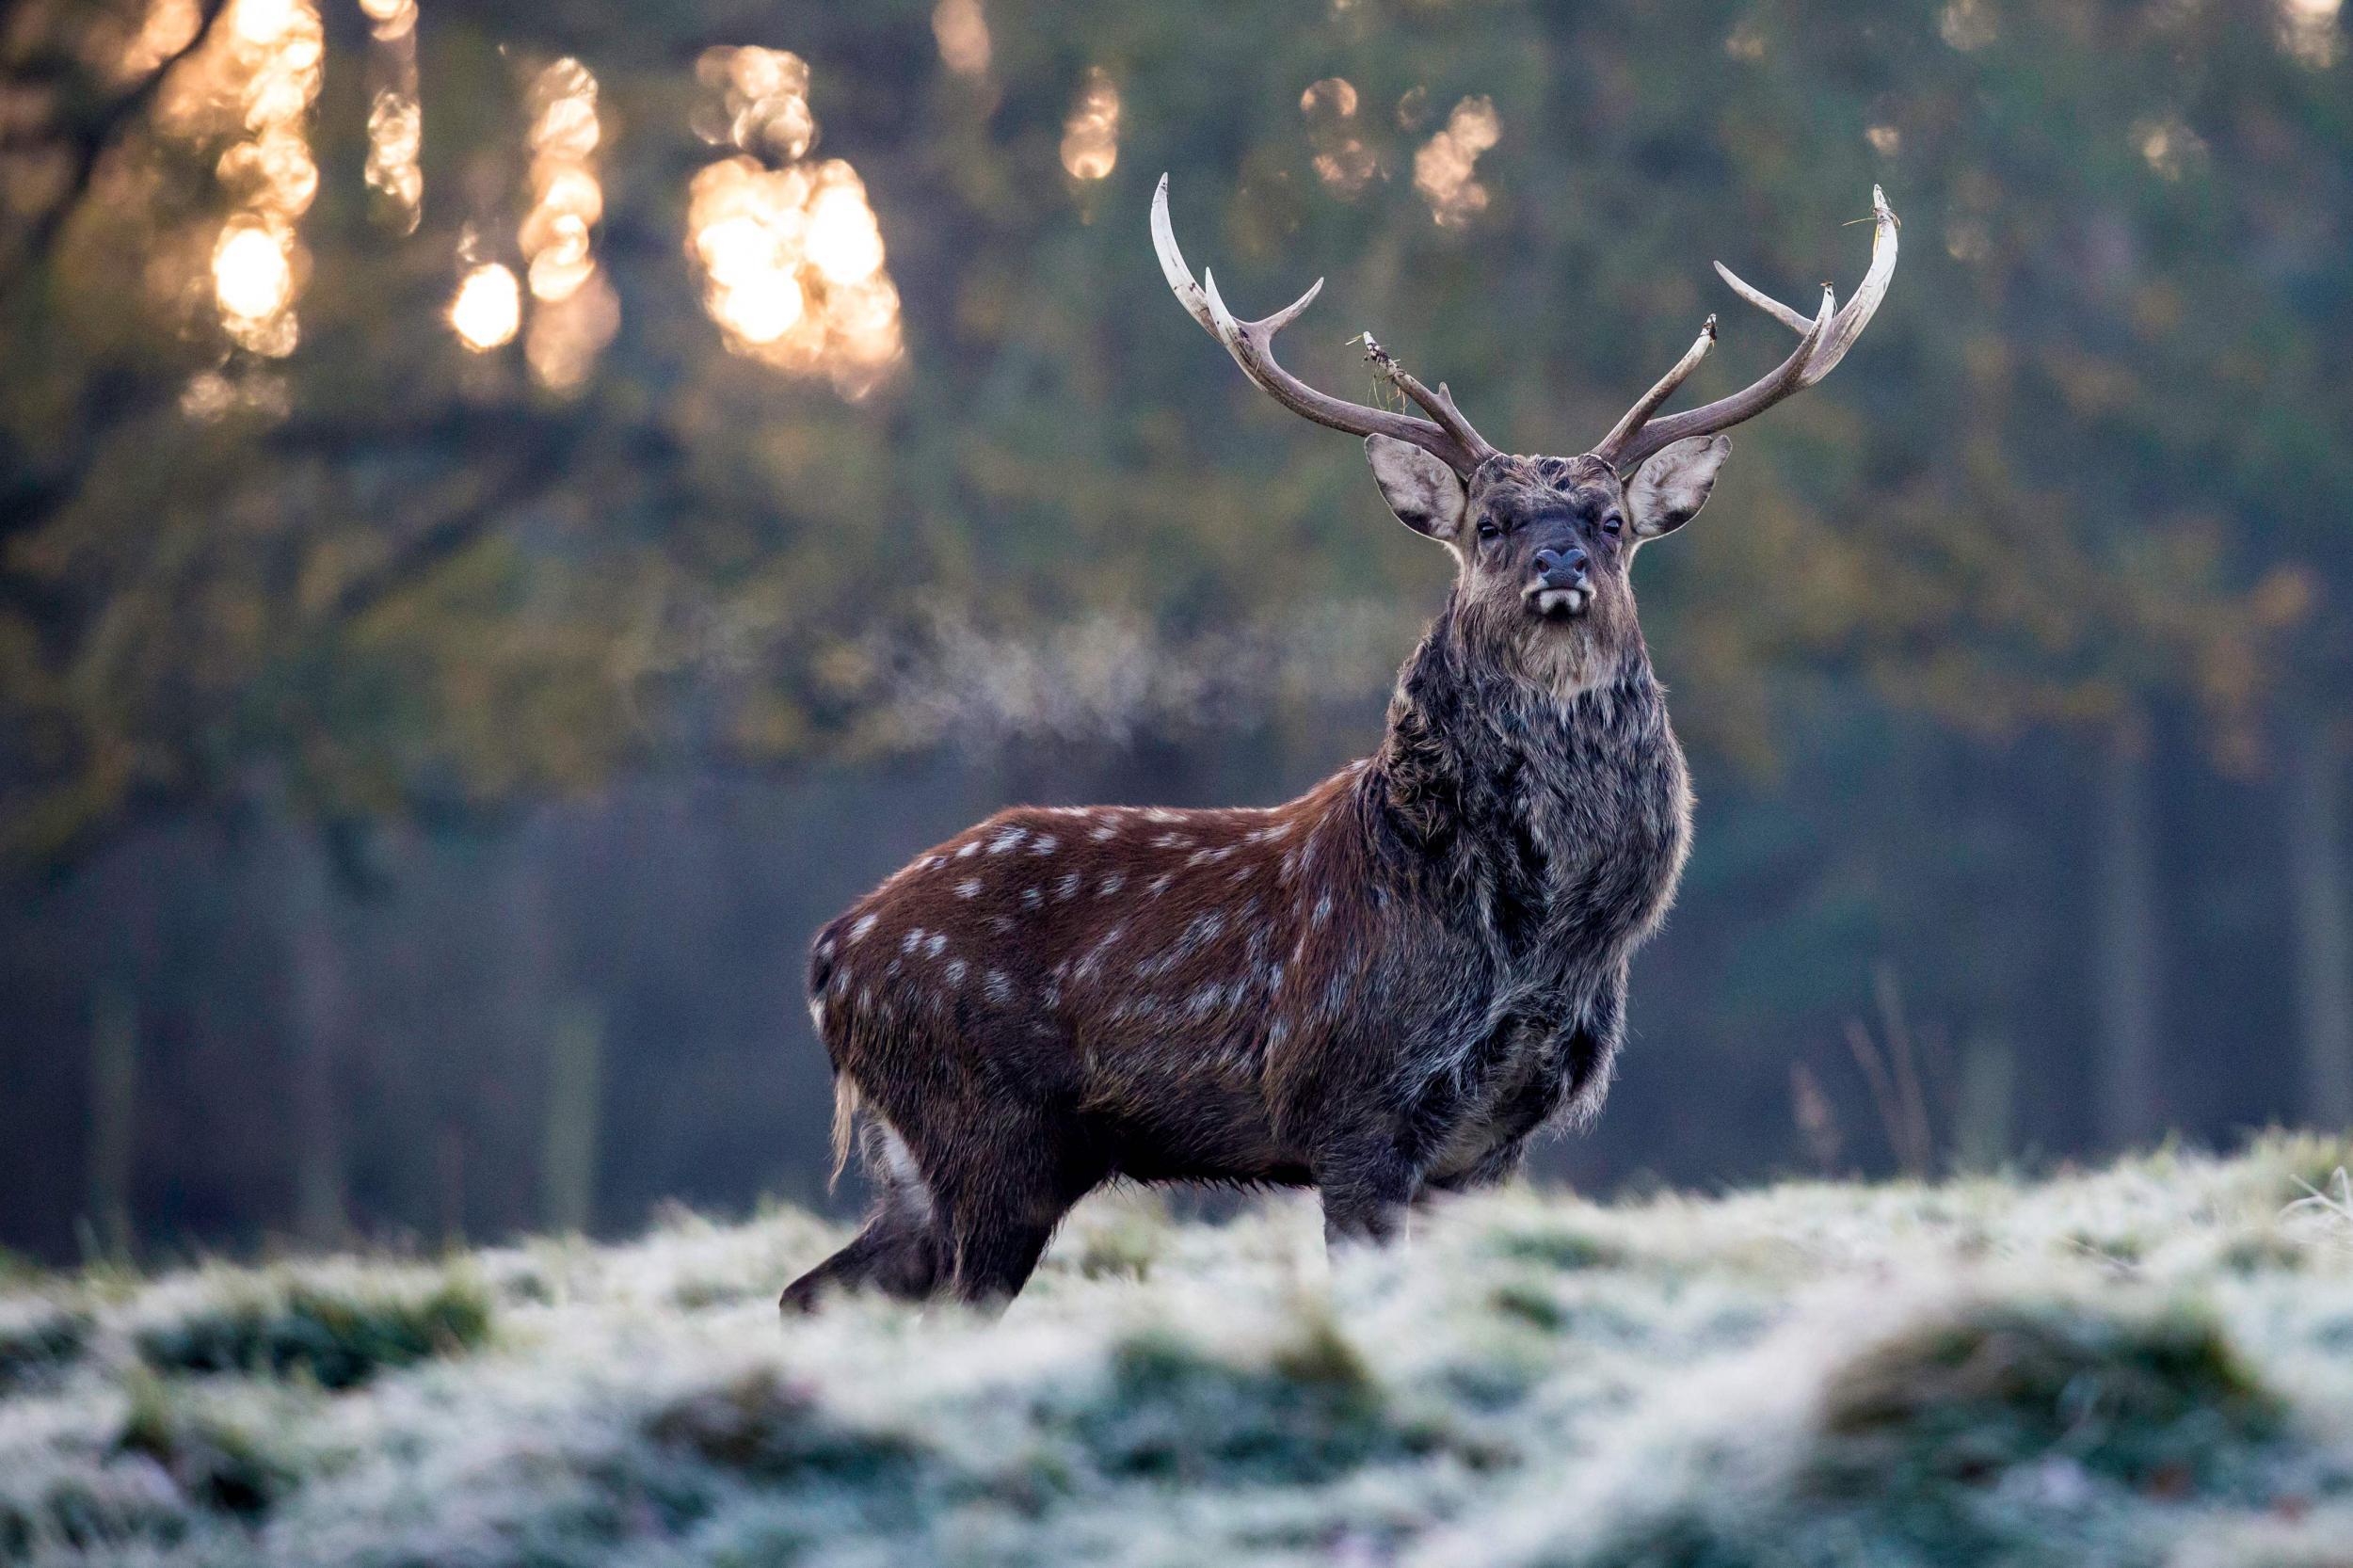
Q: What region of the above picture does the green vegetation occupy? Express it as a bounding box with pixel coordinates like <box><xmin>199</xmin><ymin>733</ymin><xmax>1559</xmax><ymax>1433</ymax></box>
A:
<box><xmin>4</xmin><ymin>1139</ymin><xmax>2350</xmax><ymax>1566</ymax></box>
<box><xmin>129</xmin><ymin>1270</ymin><xmax>491</xmax><ymax>1389</ymax></box>
<box><xmin>0</xmin><ymin>1304</ymin><xmax>88</xmax><ymax>1396</ymax></box>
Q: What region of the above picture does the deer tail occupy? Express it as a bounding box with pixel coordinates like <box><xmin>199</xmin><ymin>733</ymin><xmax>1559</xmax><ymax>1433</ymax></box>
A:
<box><xmin>826</xmin><ymin>1073</ymin><xmax>862</xmax><ymax>1192</ymax></box>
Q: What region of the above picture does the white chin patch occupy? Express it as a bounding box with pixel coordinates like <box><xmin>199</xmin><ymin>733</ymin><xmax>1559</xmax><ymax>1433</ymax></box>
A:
<box><xmin>1532</xmin><ymin>587</ymin><xmax>1590</xmax><ymax>618</ymax></box>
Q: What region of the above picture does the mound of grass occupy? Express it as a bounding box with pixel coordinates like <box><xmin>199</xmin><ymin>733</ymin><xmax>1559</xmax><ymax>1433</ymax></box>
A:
<box><xmin>646</xmin><ymin>1366</ymin><xmax>925</xmax><ymax>1488</ymax></box>
<box><xmin>116</xmin><ymin>1377</ymin><xmax>298</xmax><ymax>1520</ymax></box>
<box><xmin>1065</xmin><ymin>1317</ymin><xmax>1442</xmax><ymax>1485</ymax></box>
<box><xmin>1812</xmin><ymin>1299</ymin><xmax>2283</xmax><ymax>1499</ymax></box>
<box><xmin>133</xmin><ymin>1272</ymin><xmax>490</xmax><ymax>1390</ymax></box>
<box><xmin>0</xmin><ymin>1300</ymin><xmax>88</xmax><ymax>1394</ymax></box>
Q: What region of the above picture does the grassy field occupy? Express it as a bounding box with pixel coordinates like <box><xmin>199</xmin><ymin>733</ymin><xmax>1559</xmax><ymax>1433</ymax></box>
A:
<box><xmin>6</xmin><ymin>1138</ymin><xmax>2353</xmax><ymax>1567</ymax></box>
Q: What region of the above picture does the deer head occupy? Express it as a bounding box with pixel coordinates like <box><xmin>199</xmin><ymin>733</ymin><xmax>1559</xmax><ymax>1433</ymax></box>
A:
<box><xmin>1152</xmin><ymin>177</ymin><xmax>1897</xmax><ymax>693</ymax></box>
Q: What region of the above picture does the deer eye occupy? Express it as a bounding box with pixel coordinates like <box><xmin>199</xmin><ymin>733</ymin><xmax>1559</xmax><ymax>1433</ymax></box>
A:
<box><xmin>1477</xmin><ymin>520</ymin><xmax>1500</xmax><ymax>542</ymax></box>
<box><xmin>1601</xmin><ymin>513</ymin><xmax>1625</xmax><ymax>536</ymax></box>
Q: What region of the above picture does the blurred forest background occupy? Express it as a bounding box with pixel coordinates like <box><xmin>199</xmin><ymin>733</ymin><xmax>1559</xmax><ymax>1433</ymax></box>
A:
<box><xmin>1</xmin><ymin>0</ymin><xmax>2347</xmax><ymax>1264</ymax></box>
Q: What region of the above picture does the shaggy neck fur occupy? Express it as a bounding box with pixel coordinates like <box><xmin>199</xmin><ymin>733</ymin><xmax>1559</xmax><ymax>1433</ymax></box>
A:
<box><xmin>1368</xmin><ymin>590</ymin><xmax>1689</xmax><ymax>966</ymax></box>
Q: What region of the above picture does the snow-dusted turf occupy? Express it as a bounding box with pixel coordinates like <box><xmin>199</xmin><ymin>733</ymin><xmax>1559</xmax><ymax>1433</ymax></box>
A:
<box><xmin>6</xmin><ymin>1137</ymin><xmax>2353</xmax><ymax>1566</ymax></box>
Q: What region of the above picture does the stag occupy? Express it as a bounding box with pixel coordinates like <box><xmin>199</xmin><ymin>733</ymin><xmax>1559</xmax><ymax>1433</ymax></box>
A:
<box><xmin>784</xmin><ymin>178</ymin><xmax>1897</xmax><ymax>1308</ymax></box>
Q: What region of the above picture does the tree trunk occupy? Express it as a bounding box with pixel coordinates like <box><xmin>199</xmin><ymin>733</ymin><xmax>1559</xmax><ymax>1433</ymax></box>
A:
<box><xmin>2092</xmin><ymin>719</ymin><xmax>2165</xmax><ymax>1151</ymax></box>
<box><xmin>84</xmin><ymin>985</ymin><xmax>137</xmax><ymax>1260</ymax></box>
<box><xmin>277</xmin><ymin>818</ymin><xmax>349</xmax><ymax>1247</ymax></box>
<box><xmin>2286</xmin><ymin>725</ymin><xmax>2353</xmax><ymax>1129</ymax></box>
<box><xmin>540</xmin><ymin>996</ymin><xmax>606</xmax><ymax>1234</ymax></box>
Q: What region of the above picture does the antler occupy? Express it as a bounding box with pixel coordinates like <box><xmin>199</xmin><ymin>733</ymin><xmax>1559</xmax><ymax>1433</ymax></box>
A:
<box><xmin>1593</xmin><ymin>185</ymin><xmax>1899</xmax><ymax>473</ymax></box>
<box><xmin>1152</xmin><ymin>175</ymin><xmax>1499</xmax><ymax>478</ymax></box>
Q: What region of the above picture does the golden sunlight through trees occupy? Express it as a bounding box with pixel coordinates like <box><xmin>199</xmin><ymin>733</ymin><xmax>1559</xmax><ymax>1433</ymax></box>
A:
<box><xmin>1060</xmin><ymin>67</ymin><xmax>1119</xmax><ymax>182</ymax></box>
<box><xmin>211</xmin><ymin>220</ymin><xmax>293</xmax><ymax>322</ymax></box>
<box><xmin>2278</xmin><ymin>0</ymin><xmax>2343</xmax><ymax>67</ymax></box>
<box><xmin>931</xmin><ymin>0</ymin><xmax>992</xmax><ymax>77</ymax></box>
<box><xmin>114</xmin><ymin>0</ymin><xmax>203</xmax><ymax>83</ymax></box>
<box><xmin>149</xmin><ymin>0</ymin><xmax>324</xmax><ymax>357</ymax></box>
<box><xmin>360</xmin><ymin>0</ymin><xmax>424</xmax><ymax>233</ymax></box>
<box><xmin>520</xmin><ymin>58</ymin><xmax>618</xmax><ymax>390</ymax></box>
<box><xmin>696</xmin><ymin>46</ymin><xmax>815</xmax><ymax>161</ymax></box>
<box><xmin>1413</xmin><ymin>95</ymin><xmax>1498</xmax><ymax>229</ymax></box>
<box><xmin>1301</xmin><ymin>77</ymin><xmax>1375</xmax><ymax>195</ymax></box>
<box><xmin>685</xmin><ymin>49</ymin><xmax>903</xmax><ymax>398</ymax></box>
<box><xmin>450</xmin><ymin>261</ymin><xmax>521</xmax><ymax>350</ymax></box>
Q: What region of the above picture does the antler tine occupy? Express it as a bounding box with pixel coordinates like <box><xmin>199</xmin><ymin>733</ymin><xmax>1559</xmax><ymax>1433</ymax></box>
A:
<box><xmin>1595</xmin><ymin>186</ymin><xmax>1899</xmax><ymax>473</ymax></box>
<box><xmin>1609</xmin><ymin>288</ymin><xmax>1833</xmax><ymax>472</ymax></box>
<box><xmin>1591</xmin><ymin>315</ymin><xmax>1717</xmax><ymax>464</ymax></box>
<box><xmin>1711</xmin><ymin>185</ymin><xmax>1900</xmax><ymax>388</ymax></box>
<box><xmin>1360</xmin><ymin>338</ymin><xmax>1499</xmax><ymax>469</ymax></box>
<box><xmin>1153</xmin><ymin>175</ymin><xmax>1495</xmax><ymax>477</ymax></box>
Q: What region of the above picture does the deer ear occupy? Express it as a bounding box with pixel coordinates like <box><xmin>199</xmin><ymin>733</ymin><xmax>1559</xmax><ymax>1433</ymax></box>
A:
<box><xmin>1625</xmin><ymin>435</ymin><xmax>1732</xmax><ymax>540</ymax></box>
<box><xmin>1364</xmin><ymin>435</ymin><xmax>1467</xmax><ymax>544</ymax></box>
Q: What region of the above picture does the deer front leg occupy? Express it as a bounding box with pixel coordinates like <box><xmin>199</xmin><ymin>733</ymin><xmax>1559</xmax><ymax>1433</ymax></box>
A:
<box><xmin>1315</xmin><ymin>1131</ymin><xmax>1420</xmax><ymax>1250</ymax></box>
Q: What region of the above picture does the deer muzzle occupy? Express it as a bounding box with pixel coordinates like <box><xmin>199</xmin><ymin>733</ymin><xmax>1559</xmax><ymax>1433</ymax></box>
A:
<box><xmin>1529</xmin><ymin>546</ymin><xmax>1591</xmax><ymax>617</ymax></box>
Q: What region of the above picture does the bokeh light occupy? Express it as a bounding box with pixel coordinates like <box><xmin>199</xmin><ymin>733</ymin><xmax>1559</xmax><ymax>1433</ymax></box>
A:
<box><xmin>360</xmin><ymin>0</ymin><xmax>424</xmax><ymax>232</ymax></box>
<box><xmin>696</xmin><ymin>46</ymin><xmax>816</xmax><ymax>161</ymax></box>
<box><xmin>114</xmin><ymin>0</ymin><xmax>202</xmax><ymax>83</ymax></box>
<box><xmin>507</xmin><ymin>58</ymin><xmax>619</xmax><ymax>387</ymax></box>
<box><xmin>1060</xmin><ymin>67</ymin><xmax>1120</xmax><ymax>182</ymax></box>
<box><xmin>2278</xmin><ymin>0</ymin><xmax>2343</xmax><ymax>67</ymax></box>
<box><xmin>686</xmin><ymin>55</ymin><xmax>903</xmax><ymax>398</ymax></box>
<box><xmin>146</xmin><ymin>0</ymin><xmax>325</xmax><ymax>357</ymax></box>
<box><xmin>212</xmin><ymin>220</ymin><xmax>294</xmax><ymax>325</ymax></box>
<box><xmin>1301</xmin><ymin>76</ymin><xmax>1375</xmax><ymax>196</ymax></box>
<box><xmin>1413</xmin><ymin>95</ymin><xmax>1498</xmax><ymax>229</ymax></box>
<box><xmin>932</xmin><ymin>0</ymin><xmax>992</xmax><ymax>76</ymax></box>
<box><xmin>450</xmin><ymin>262</ymin><xmax>521</xmax><ymax>351</ymax></box>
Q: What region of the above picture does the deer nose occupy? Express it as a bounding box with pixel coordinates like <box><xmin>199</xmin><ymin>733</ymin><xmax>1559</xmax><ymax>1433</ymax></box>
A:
<box><xmin>1534</xmin><ymin>547</ymin><xmax>1589</xmax><ymax>589</ymax></box>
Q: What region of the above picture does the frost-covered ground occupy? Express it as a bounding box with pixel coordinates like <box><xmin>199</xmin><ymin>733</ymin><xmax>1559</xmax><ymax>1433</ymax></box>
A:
<box><xmin>7</xmin><ymin>1139</ymin><xmax>2353</xmax><ymax>1567</ymax></box>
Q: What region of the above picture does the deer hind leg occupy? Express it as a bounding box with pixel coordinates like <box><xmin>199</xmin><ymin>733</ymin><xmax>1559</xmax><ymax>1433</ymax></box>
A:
<box><xmin>925</xmin><ymin>1106</ymin><xmax>1105</xmax><ymax>1308</ymax></box>
<box><xmin>780</xmin><ymin>1122</ymin><xmax>947</xmax><ymax>1313</ymax></box>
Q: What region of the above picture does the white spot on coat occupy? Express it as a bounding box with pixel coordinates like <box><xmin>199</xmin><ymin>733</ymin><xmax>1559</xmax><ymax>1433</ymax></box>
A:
<box><xmin>1030</xmin><ymin>835</ymin><xmax>1059</xmax><ymax>856</ymax></box>
<box><xmin>956</xmin><ymin>840</ymin><xmax>981</xmax><ymax>859</ymax></box>
<box><xmin>1056</xmin><ymin>872</ymin><xmax>1082</xmax><ymax>900</ymax></box>
<box><xmin>955</xmin><ymin>878</ymin><xmax>983</xmax><ymax>899</ymax></box>
<box><xmin>1098</xmin><ymin>872</ymin><xmax>1125</xmax><ymax>897</ymax></box>
<box><xmin>901</xmin><ymin>927</ymin><xmax>925</xmax><ymax>953</ymax></box>
<box><xmin>944</xmin><ymin>958</ymin><xmax>968</xmax><ymax>985</ymax></box>
<box><xmin>989</xmin><ymin>827</ymin><xmax>1027</xmax><ymax>855</ymax></box>
<box><xmin>848</xmin><ymin>913</ymin><xmax>878</xmax><ymax>944</ymax></box>
<box><xmin>984</xmin><ymin>969</ymin><xmax>1014</xmax><ymax>1004</ymax></box>
<box><xmin>925</xmin><ymin>932</ymin><xmax>948</xmax><ymax>958</ymax></box>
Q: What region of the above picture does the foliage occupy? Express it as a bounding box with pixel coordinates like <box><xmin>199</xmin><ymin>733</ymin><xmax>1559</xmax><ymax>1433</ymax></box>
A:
<box><xmin>129</xmin><ymin>1269</ymin><xmax>489</xmax><ymax>1389</ymax></box>
<box><xmin>2</xmin><ymin>0</ymin><xmax>2347</xmax><ymax>863</ymax></box>
<box><xmin>0</xmin><ymin>1304</ymin><xmax>88</xmax><ymax>1396</ymax></box>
